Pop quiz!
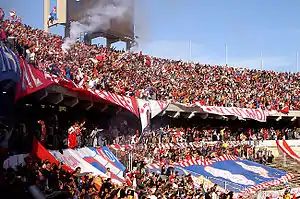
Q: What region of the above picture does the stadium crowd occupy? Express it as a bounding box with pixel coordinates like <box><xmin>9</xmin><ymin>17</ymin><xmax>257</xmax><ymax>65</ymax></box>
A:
<box><xmin>1</xmin><ymin>16</ymin><xmax>300</xmax><ymax>199</ymax></box>
<box><xmin>1</xmin><ymin>156</ymin><xmax>238</xmax><ymax>199</ymax></box>
<box><xmin>117</xmin><ymin>127</ymin><xmax>278</xmax><ymax>167</ymax></box>
<box><xmin>1</xmin><ymin>20</ymin><xmax>300</xmax><ymax>111</ymax></box>
<box><xmin>4</xmin><ymin>118</ymin><xmax>293</xmax><ymax>199</ymax></box>
<box><xmin>137</xmin><ymin>126</ymin><xmax>300</xmax><ymax>144</ymax></box>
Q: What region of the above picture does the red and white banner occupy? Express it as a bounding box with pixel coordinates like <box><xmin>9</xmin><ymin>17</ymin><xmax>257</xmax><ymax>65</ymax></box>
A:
<box><xmin>196</xmin><ymin>105</ymin><xmax>269</xmax><ymax>122</ymax></box>
<box><xmin>15</xmin><ymin>58</ymin><xmax>54</xmax><ymax>100</ymax></box>
<box><xmin>148</xmin><ymin>100</ymin><xmax>169</xmax><ymax>118</ymax></box>
<box><xmin>137</xmin><ymin>99</ymin><xmax>151</xmax><ymax>132</ymax></box>
<box><xmin>109</xmin><ymin>144</ymin><xmax>134</xmax><ymax>151</ymax></box>
<box><xmin>276</xmin><ymin>140</ymin><xmax>300</xmax><ymax>162</ymax></box>
<box><xmin>90</xmin><ymin>89</ymin><xmax>139</xmax><ymax>117</ymax></box>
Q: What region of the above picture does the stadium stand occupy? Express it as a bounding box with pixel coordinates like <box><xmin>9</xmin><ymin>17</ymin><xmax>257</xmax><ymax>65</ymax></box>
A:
<box><xmin>1</xmin><ymin>20</ymin><xmax>300</xmax><ymax>112</ymax></box>
<box><xmin>1</xmin><ymin>17</ymin><xmax>300</xmax><ymax>199</ymax></box>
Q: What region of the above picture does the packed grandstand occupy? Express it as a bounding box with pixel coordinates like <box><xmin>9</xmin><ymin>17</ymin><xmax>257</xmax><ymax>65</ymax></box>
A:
<box><xmin>0</xmin><ymin>7</ymin><xmax>300</xmax><ymax>199</ymax></box>
<box><xmin>2</xmin><ymin>19</ymin><xmax>300</xmax><ymax>111</ymax></box>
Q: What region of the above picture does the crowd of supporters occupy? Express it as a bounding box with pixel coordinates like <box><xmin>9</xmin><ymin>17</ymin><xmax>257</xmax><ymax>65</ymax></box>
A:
<box><xmin>1</xmin><ymin>156</ymin><xmax>239</xmax><ymax>199</ymax></box>
<box><xmin>2</xmin><ymin>124</ymin><xmax>281</xmax><ymax>199</ymax></box>
<box><xmin>115</xmin><ymin>127</ymin><xmax>278</xmax><ymax>168</ymax></box>
<box><xmin>1</xmin><ymin>20</ymin><xmax>300</xmax><ymax>111</ymax></box>
<box><xmin>137</xmin><ymin>126</ymin><xmax>300</xmax><ymax>144</ymax></box>
<box><xmin>1</xmin><ymin>16</ymin><xmax>300</xmax><ymax>199</ymax></box>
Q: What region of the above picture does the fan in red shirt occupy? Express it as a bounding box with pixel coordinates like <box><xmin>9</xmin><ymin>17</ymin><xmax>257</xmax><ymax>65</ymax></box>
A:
<box><xmin>68</xmin><ymin>123</ymin><xmax>78</xmax><ymax>149</ymax></box>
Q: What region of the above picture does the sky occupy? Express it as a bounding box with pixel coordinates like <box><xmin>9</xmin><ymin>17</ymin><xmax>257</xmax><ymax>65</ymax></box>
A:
<box><xmin>1</xmin><ymin>0</ymin><xmax>300</xmax><ymax>72</ymax></box>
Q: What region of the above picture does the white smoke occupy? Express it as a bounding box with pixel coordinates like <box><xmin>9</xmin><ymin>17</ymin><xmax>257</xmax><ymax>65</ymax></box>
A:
<box><xmin>62</xmin><ymin>0</ymin><xmax>133</xmax><ymax>52</ymax></box>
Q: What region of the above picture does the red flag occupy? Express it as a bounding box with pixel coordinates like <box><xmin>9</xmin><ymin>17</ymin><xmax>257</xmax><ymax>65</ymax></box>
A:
<box><xmin>31</xmin><ymin>137</ymin><xmax>73</xmax><ymax>172</ymax></box>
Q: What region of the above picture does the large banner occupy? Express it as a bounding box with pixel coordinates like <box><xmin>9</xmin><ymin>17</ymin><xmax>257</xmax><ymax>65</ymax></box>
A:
<box><xmin>195</xmin><ymin>104</ymin><xmax>269</xmax><ymax>122</ymax></box>
<box><xmin>180</xmin><ymin>156</ymin><xmax>294</xmax><ymax>197</ymax></box>
<box><xmin>146</xmin><ymin>155</ymin><xmax>294</xmax><ymax>197</ymax></box>
<box><xmin>15</xmin><ymin>58</ymin><xmax>54</xmax><ymax>100</ymax></box>
<box><xmin>137</xmin><ymin>99</ymin><xmax>170</xmax><ymax>132</ymax></box>
<box><xmin>49</xmin><ymin>148</ymin><xmax>124</xmax><ymax>185</ymax></box>
<box><xmin>15</xmin><ymin>140</ymin><xmax>125</xmax><ymax>185</ymax></box>
<box><xmin>89</xmin><ymin>89</ymin><xmax>139</xmax><ymax>117</ymax></box>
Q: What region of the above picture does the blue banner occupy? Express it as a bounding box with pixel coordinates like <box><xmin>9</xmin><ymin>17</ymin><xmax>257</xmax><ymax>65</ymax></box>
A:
<box><xmin>98</xmin><ymin>146</ymin><xmax>126</xmax><ymax>171</ymax></box>
<box><xmin>181</xmin><ymin>158</ymin><xmax>289</xmax><ymax>192</ymax></box>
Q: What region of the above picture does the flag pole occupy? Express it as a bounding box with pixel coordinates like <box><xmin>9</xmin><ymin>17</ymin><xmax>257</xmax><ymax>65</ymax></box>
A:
<box><xmin>225</xmin><ymin>44</ymin><xmax>228</xmax><ymax>66</ymax></box>
<box><xmin>260</xmin><ymin>52</ymin><xmax>263</xmax><ymax>70</ymax></box>
<box><xmin>297</xmin><ymin>51</ymin><xmax>299</xmax><ymax>72</ymax></box>
<box><xmin>189</xmin><ymin>40</ymin><xmax>192</xmax><ymax>62</ymax></box>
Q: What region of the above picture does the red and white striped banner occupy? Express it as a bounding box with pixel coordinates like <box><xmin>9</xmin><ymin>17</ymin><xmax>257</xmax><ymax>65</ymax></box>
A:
<box><xmin>276</xmin><ymin>140</ymin><xmax>300</xmax><ymax>162</ymax></box>
<box><xmin>237</xmin><ymin>173</ymin><xmax>295</xmax><ymax>198</ymax></box>
<box><xmin>109</xmin><ymin>144</ymin><xmax>134</xmax><ymax>151</ymax></box>
<box><xmin>195</xmin><ymin>104</ymin><xmax>270</xmax><ymax>122</ymax></box>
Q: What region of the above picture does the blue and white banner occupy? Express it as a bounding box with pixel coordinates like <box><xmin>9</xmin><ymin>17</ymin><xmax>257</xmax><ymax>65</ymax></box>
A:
<box><xmin>49</xmin><ymin>147</ymin><xmax>125</xmax><ymax>185</ymax></box>
<box><xmin>96</xmin><ymin>146</ymin><xmax>126</xmax><ymax>171</ymax></box>
<box><xmin>181</xmin><ymin>157</ymin><xmax>294</xmax><ymax>195</ymax></box>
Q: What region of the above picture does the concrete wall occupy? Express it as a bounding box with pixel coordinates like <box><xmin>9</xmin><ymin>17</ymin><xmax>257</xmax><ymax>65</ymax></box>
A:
<box><xmin>256</xmin><ymin>140</ymin><xmax>300</xmax><ymax>158</ymax></box>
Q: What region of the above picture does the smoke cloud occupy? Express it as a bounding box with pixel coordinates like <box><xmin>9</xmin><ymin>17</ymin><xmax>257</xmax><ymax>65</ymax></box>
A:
<box><xmin>62</xmin><ymin>0</ymin><xmax>133</xmax><ymax>52</ymax></box>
